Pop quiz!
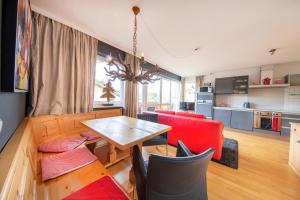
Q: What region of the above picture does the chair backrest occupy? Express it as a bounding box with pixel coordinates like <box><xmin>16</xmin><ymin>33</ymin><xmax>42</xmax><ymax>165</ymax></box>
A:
<box><xmin>146</xmin><ymin>148</ymin><xmax>215</xmax><ymax>200</ymax></box>
<box><xmin>137</xmin><ymin>113</ymin><xmax>158</xmax><ymax>123</ymax></box>
<box><xmin>147</xmin><ymin>107</ymin><xmax>156</xmax><ymax>111</ymax></box>
<box><xmin>132</xmin><ymin>145</ymin><xmax>147</xmax><ymax>200</ymax></box>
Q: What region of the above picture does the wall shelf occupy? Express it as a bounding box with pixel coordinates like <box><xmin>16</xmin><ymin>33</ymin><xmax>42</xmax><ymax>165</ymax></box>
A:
<box><xmin>248</xmin><ymin>84</ymin><xmax>290</xmax><ymax>89</ymax></box>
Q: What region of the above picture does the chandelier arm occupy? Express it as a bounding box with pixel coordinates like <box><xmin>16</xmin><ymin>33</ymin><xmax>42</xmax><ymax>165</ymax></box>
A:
<box><xmin>117</xmin><ymin>54</ymin><xmax>129</xmax><ymax>71</ymax></box>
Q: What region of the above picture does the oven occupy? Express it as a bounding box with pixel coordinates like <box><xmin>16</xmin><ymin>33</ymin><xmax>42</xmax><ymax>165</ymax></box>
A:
<box><xmin>260</xmin><ymin>112</ymin><xmax>273</xmax><ymax>130</ymax></box>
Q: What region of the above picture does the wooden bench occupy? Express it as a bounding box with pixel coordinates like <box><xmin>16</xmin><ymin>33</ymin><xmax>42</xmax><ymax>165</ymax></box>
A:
<box><xmin>0</xmin><ymin>108</ymin><xmax>130</xmax><ymax>200</ymax></box>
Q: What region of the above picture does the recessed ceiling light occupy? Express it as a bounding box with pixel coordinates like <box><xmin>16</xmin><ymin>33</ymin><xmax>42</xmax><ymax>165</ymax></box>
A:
<box><xmin>269</xmin><ymin>48</ymin><xmax>277</xmax><ymax>55</ymax></box>
<box><xmin>194</xmin><ymin>47</ymin><xmax>200</xmax><ymax>52</ymax></box>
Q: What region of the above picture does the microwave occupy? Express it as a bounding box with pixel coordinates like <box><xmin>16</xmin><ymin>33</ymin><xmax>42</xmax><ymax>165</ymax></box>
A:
<box><xmin>200</xmin><ymin>86</ymin><xmax>213</xmax><ymax>93</ymax></box>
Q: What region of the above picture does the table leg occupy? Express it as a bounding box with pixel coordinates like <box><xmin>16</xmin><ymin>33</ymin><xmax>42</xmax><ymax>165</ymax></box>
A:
<box><xmin>129</xmin><ymin>143</ymin><xmax>142</xmax><ymax>184</ymax></box>
<box><xmin>109</xmin><ymin>144</ymin><xmax>117</xmax><ymax>163</ymax></box>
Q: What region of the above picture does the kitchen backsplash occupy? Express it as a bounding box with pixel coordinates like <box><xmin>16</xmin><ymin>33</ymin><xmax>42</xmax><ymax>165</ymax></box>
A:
<box><xmin>205</xmin><ymin>61</ymin><xmax>300</xmax><ymax>112</ymax></box>
<box><xmin>216</xmin><ymin>86</ymin><xmax>300</xmax><ymax>112</ymax></box>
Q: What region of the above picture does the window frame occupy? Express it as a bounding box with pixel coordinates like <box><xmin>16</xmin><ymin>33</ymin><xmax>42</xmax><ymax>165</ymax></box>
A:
<box><xmin>138</xmin><ymin>77</ymin><xmax>181</xmax><ymax>112</ymax></box>
<box><xmin>93</xmin><ymin>55</ymin><xmax>125</xmax><ymax>107</ymax></box>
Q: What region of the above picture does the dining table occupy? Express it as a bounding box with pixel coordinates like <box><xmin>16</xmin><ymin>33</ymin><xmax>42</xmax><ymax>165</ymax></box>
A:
<box><xmin>81</xmin><ymin>115</ymin><xmax>172</xmax><ymax>183</ymax></box>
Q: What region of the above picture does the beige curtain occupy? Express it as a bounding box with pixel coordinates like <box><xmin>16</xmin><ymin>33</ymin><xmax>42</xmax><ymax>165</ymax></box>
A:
<box><xmin>124</xmin><ymin>54</ymin><xmax>140</xmax><ymax>118</ymax></box>
<box><xmin>29</xmin><ymin>13</ymin><xmax>97</xmax><ymax>116</ymax></box>
<box><xmin>180</xmin><ymin>77</ymin><xmax>185</xmax><ymax>102</ymax></box>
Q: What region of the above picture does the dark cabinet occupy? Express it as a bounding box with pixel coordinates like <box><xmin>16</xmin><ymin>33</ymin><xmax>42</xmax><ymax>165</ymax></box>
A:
<box><xmin>213</xmin><ymin>109</ymin><xmax>232</xmax><ymax>127</ymax></box>
<box><xmin>215</xmin><ymin>77</ymin><xmax>234</xmax><ymax>94</ymax></box>
<box><xmin>233</xmin><ymin>76</ymin><xmax>248</xmax><ymax>94</ymax></box>
<box><xmin>230</xmin><ymin>110</ymin><xmax>254</xmax><ymax>131</ymax></box>
<box><xmin>285</xmin><ymin>74</ymin><xmax>300</xmax><ymax>86</ymax></box>
<box><xmin>215</xmin><ymin>76</ymin><xmax>248</xmax><ymax>94</ymax></box>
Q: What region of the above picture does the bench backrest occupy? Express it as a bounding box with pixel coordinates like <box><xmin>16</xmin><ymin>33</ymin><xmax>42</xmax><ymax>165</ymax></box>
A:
<box><xmin>0</xmin><ymin>108</ymin><xmax>122</xmax><ymax>200</ymax></box>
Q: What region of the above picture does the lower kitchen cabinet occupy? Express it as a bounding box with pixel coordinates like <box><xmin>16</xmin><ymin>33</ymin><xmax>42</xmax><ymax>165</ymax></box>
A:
<box><xmin>281</xmin><ymin>114</ymin><xmax>300</xmax><ymax>137</ymax></box>
<box><xmin>230</xmin><ymin>110</ymin><xmax>254</xmax><ymax>131</ymax></box>
<box><xmin>289</xmin><ymin>123</ymin><xmax>300</xmax><ymax>177</ymax></box>
<box><xmin>213</xmin><ymin>109</ymin><xmax>232</xmax><ymax>127</ymax></box>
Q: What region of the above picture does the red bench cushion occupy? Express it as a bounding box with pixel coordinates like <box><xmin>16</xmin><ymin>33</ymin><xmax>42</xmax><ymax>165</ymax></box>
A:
<box><xmin>80</xmin><ymin>131</ymin><xmax>101</xmax><ymax>141</ymax></box>
<box><xmin>63</xmin><ymin>176</ymin><xmax>129</xmax><ymax>200</ymax></box>
<box><xmin>38</xmin><ymin>136</ymin><xmax>87</xmax><ymax>153</ymax></box>
<box><xmin>154</xmin><ymin>109</ymin><xmax>175</xmax><ymax>115</ymax></box>
<box><xmin>175</xmin><ymin>112</ymin><xmax>206</xmax><ymax>119</ymax></box>
<box><xmin>41</xmin><ymin>147</ymin><xmax>97</xmax><ymax>181</ymax></box>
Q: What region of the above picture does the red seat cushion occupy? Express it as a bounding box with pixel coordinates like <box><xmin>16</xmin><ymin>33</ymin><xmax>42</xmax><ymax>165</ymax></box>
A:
<box><xmin>154</xmin><ymin>109</ymin><xmax>175</xmax><ymax>115</ymax></box>
<box><xmin>80</xmin><ymin>131</ymin><xmax>101</xmax><ymax>141</ymax></box>
<box><xmin>175</xmin><ymin>112</ymin><xmax>206</xmax><ymax>119</ymax></box>
<box><xmin>63</xmin><ymin>176</ymin><xmax>129</xmax><ymax>200</ymax></box>
<box><xmin>38</xmin><ymin>136</ymin><xmax>87</xmax><ymax>153</ymax></box>
<box><xmin>41</xmin><ymin>147</ymin><xmax>97</xmax><ymax>181</ymax></box>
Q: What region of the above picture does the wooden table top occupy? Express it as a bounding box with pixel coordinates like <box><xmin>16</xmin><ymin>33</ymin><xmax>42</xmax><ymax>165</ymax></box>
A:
<box><xmin>81</xmin><ymin>116</ymin><xmax>171</xmax><ymax>150</ymax></box>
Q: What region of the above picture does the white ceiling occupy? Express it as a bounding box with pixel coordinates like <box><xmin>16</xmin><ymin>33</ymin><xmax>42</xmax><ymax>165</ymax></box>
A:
<box><xmin>30</xmin><ymin>0</ymin><xmax>300</xmax><ymax>76</ymax></box>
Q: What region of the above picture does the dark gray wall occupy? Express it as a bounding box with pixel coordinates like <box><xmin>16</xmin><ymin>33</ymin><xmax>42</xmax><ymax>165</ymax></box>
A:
<box><xmin>0</xmin><ymin>93</ymin><xmax>26</xmax><ymax>151</ymax></box>
<box><xmin>0</xmin><ymin>0</ymin><xmax>26</xmax><ymax>151</ymax></box>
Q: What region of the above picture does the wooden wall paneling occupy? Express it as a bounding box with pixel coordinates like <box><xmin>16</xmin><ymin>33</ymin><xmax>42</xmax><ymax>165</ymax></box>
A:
<box><xmin>1</xmin><ymin>109</ymin><xmax>124</xmax><ymax>200</ymax></box>
<box><xmin>94</xmin><ymin>109</ymin><xmax>122</xmax><ymax>119</ymax></box>
<box><xmin>30</xmin><ymin>116</ymin><xmax>63</xmax><ymax>144</ymax></box>
<box><xmin>60</xmin><ymin>113</ymin><xmax>96</xmax><ymax>135</ymax></box>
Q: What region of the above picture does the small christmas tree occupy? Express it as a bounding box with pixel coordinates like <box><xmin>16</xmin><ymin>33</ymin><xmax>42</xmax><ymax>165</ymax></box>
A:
<box><xmin>100</xmin><ymin>81</ymin><xmax>115</xmax><ymax>106</ymax></box>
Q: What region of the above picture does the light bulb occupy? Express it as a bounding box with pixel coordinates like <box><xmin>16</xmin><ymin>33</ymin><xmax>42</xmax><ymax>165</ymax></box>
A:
<box><xmin>106</xmin><ymin>54</ymin><xmax>112</xmax><ymax>63</ymax></box>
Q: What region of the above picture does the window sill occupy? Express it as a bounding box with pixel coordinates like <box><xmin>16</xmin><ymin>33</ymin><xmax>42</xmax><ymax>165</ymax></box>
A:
<box><xmin>93</xmin><ymin>104</ymin><xmax>123</xmax><ymax>111</ymax></box>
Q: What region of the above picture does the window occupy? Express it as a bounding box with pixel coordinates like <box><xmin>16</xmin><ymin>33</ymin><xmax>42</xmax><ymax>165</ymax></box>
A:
<box><xmin>147</xmin><ymin>79</ymin><xmax>160</xmax><ymax>108</ymax></box>
<box><xmin>171</xmin><ymin>80</ymin><xmax>180</xmax><ymax>110</ymax></box>
<box><xmin>184</xmin><ymin>82</ymin><xmax>196</xmax><ymax>102</ymax></box>
<box><xmin>161</xmin><ymin>79</ymin><xmax>171</xmax><ymax>110</ymax></box>
<box><xmin>138</xmin><ymin>77</ymin><xmax>181</xmax><ymax>113</ymax></box>
<box><xmin>94</xmin><ymin>56</ymin><xmax>124</xmax><ymax>105</ymax></box>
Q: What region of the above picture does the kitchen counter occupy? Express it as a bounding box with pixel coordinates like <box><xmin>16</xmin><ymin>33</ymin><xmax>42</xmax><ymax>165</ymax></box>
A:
<box><xmin>214</xmin><ymin>106</ymin><xmax>254</xmax><ymax>111</ymax></box>
<box><xmin>213</xmin><ymin>106</ymin><xmax>300</xmax><ymax>115</ymax></box>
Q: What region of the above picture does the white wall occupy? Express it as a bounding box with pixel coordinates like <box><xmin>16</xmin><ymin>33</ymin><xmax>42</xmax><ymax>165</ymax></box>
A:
<box><xmin>202</xmin><ymin>61</ymin><xmax>300</xmax><ymax>111</ymax></box>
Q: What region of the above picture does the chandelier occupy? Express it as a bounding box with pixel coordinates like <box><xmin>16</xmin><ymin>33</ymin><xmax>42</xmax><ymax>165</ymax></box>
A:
<box><xmin>105</xmin><ymin>6</ymin><xmax>160</xmax><ymax>84</ymax></box>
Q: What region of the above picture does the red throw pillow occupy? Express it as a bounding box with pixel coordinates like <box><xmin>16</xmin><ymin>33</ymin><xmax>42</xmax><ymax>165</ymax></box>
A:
<box><xmin>38</xmin><ymin>136</ymin><xmax>87</xmax><ymax>153</ymax></box>
<box><xmin>80</xmin><ymin>131</ymin><xmax>101</xmax><ymax>141</ymax></box>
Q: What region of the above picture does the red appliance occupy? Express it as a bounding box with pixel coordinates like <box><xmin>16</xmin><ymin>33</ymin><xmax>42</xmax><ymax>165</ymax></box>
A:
<box><xmin>272</xmin><ymin>112</ymin><xmax>282</xmax><ymax>132</ymax></box>
<box><xmin>263</xmin><ymin>77</ymin><xmax>271</xmax><ymax>85</ymax></box>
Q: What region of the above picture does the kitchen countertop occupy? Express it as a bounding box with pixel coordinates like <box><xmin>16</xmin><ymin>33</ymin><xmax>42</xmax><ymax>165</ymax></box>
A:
<box><xmin>213</xmin><ymin>106</ymin><xmax>300</xmax><ymax>115</ymax></box>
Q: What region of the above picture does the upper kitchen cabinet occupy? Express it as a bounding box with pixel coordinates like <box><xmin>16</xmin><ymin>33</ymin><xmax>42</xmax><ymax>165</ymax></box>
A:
<box><xmin>285</xmin><ymin>74</ymin><xmax>300</xmax><ymax>86</ymax></box>
<box><xmin>215</xmin><ymin>77</ymin><xmax>234</xmax><ymax>94</ymax></box>
<box><xmin>215</xmin><ymin>76</ymin><xmax>249</xmax><ymax>94</ymax></box>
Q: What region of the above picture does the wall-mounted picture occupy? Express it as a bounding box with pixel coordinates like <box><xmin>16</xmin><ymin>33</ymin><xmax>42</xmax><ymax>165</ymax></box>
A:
<box><xmin>1</xmin><ymin>0</ymin><xmax>32</xmax><ymax>92</ymax></box>
<box><xmin>15</xmin><ymin>0</ymin><xmax>31</xmax><ymax>91</ymax></box>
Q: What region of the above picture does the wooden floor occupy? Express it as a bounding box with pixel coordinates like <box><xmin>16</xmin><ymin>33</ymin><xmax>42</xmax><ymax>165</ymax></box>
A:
<box><xmin>108</xmin><ymin>129</ymin><xmax>300</xmax><ymax>200</ymax></box>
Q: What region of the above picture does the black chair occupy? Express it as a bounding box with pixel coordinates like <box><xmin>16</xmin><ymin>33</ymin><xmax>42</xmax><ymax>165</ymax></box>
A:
<box><xmin>133</xmin><ymin>140</ymin><xmax>215</xmax><ymax>200</ymax></box>
<box><xmin>137</xmin><ymin>113</ymin><xmax>168</xmax><ymax>155</ymax></box>
<box><xmin>147</xmin><ymin>107</ymin><xmax>156</xmax><ymax>111</ymax></box>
